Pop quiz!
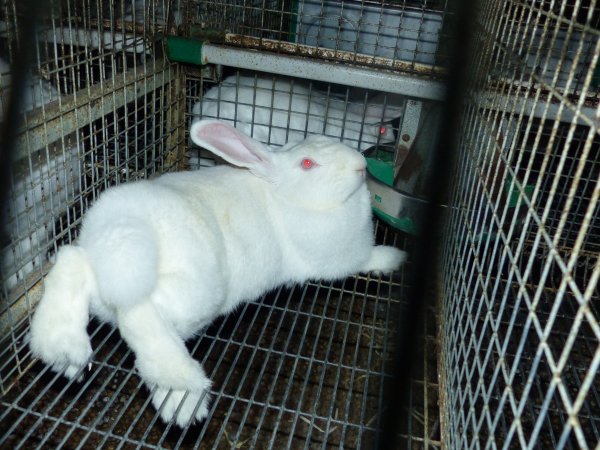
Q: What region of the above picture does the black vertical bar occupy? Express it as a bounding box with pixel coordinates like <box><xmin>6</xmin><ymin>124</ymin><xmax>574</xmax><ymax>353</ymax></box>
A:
<box><xmin>376</xmin><ymin>0</ymin><xmax>477</xmax><ymax>449</ymax></box>
<box><xmin>0</xmin><ymin>0</ymin><xmax>43</xmax><ymax>225</ymax></box>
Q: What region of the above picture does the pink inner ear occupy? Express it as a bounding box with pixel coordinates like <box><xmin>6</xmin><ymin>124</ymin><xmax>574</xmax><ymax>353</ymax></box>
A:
<box><xmin>196</xmin><ymin>122</ymin><xmax>264</xmax><ymax>164</ymax></box>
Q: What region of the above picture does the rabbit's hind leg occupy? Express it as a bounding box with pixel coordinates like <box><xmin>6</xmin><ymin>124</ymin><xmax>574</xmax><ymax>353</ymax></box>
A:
<box><xmin>117</xmin><ymin>300</ymin><xmax>212</xmax><ymax>427</ymax></box>
<box><xmin>29</xmin><ymin>245</ymin><xmax>95</xmax><ymax>381</ymax></box>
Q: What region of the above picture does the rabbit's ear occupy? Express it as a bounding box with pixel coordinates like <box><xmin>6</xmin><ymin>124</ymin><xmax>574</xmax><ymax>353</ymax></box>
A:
<box><xmin>348</xmin><ymin>96</ymin><xmax>404</xmax><ymax>123</ymax></box>
<box><xmin>190</xmin><ymin>119</ymin><xmax>273</xmax><ymax>178</ymax></box>
<box><xmin>366</xmin><ymin>103</ymin><xmax>404</xmax><ymax>122</ymax></box>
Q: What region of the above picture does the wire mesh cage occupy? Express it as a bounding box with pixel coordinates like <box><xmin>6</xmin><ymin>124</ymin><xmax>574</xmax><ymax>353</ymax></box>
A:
<box><xmin>1</xmin><ymin>0</ymin><xmax>598</xmax><ymax>449</ymax></box>
<box><xmin>189</xmin><ymin>0</ymin><xmax>454</xmax><ymax>76</ymax></box>
<box><xmin>440</xmin><ymin>1</ymin><xmax>599</xmax><ymax>449</ymax></box>
<box><xmin>0</xmin><ymin>0</ymin><xmax>444</xmax><ymax>448</ymax></box>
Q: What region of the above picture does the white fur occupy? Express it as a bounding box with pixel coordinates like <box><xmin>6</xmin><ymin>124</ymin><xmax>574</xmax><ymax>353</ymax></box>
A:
<box><xmin>29</xmin><ymin>246</ymin><xmax>95</xmax><ymax>380</ymax></box>
<box><xmin>29</xmin><ymin>120</ymin><xmax>407</xmax><ymax>427</ymax></box>
<box><xmin>192</xmin><ymin>75</ymin><xmax>403</xmax><ymax>151</ymax></box>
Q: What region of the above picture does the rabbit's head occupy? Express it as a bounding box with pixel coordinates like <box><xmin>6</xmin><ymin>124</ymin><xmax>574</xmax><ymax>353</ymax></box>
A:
<box><xmin>273</xmin><ymin>135</ymin><xmax>367</xmax><ymax>209</ymax></box>
<box><xmin>348</xmin><ymin>100</ymin><xmax>404</xmax><ymax>147</ymax></box>
<box><xmin>190</xmin><ymin>120</ymin><xmax>367</xmax><ymax>210</ymax></box>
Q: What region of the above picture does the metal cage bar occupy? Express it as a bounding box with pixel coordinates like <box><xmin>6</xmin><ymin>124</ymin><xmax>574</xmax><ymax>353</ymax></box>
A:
<box><xmin>5</xmin><ymin>0</ymin><xmax>597</xmax><ymax>449</ymax></box>
<box><xmin>440</xmin><ymin>0</ymin><xmax>599</xmax><ymax>449</ymax></box>
<box><xmin>1</xmin><ymin>1</ymin><xmax>443</xmax><ymax>448</ymax></box>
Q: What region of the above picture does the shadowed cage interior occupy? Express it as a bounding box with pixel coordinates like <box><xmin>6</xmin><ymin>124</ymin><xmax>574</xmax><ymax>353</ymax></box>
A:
<box><xmin>0</xmin><ymin>0</ymin><xmax>598</xmax><ymax>449</ymax></box>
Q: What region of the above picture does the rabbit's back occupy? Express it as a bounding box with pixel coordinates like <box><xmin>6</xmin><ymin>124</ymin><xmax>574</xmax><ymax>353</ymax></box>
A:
<box><xmin>193</xmin><ymin>76</ymin><xmax>399</xmax><ymax>150</ymax></box>
<box><xmin>78</xmin><ymin>168</ymin><xmax>288</xmax><ymax>324</ymax></box>
<box><xmin>158</xmin><ymin>169</ymin><xmax>291</xmax><ymax>310</ymax></box>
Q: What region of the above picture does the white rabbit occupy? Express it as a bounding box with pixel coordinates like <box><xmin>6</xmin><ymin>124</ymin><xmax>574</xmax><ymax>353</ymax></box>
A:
<box><xmin>0</xmin><ymin>57</ymin><xmax>81</xmax><ymax>292</ymax></box>
<box><xmin>29</xmin><ymin>120</ymin><xmax>407</xmax><ymax>427</ymax></box>
<box><xmin>191</xmin><ymin>75</ymin><xmax>403</xmax><ymax>152</ymax></box>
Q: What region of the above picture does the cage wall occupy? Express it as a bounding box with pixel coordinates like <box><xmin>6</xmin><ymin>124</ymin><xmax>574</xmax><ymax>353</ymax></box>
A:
<box><xmin>440</xmin><ymin>1</ymin><xmax>599</xmax><ymax>449</ymax></box>
<box><xmin>0</xmin><ymin>0</ymin><xmax>185</xmax><ymax>303</ymax></box>
<box><xmin>0</xmin><ymin>0</ymin><xmax>447</xmax><ymax>448</ymax></box>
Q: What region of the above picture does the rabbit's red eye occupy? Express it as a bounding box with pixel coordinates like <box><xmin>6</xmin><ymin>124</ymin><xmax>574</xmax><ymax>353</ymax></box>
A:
<box><xmin>301</xmin><ymin>158</ymin><xmax>316</xmax><ymax>170</ymax></box>
<box><xmin>379</xmin><ymin>126</ymin><xmax>387</xmax><ymax>135</ymax></box>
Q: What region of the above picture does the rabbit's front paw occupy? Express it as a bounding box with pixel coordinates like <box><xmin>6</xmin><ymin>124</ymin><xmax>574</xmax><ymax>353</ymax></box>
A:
<box><xmin>363</xmin><ymin>245</ymin><xmax>408</xmax><ymax>275</ymax></box>
<box><xmin>29</xmin><ymin>325</ymin><xmax>92</xmax><ymax>381</ymax></box>
<box><xmin>152</xmin><ymin>386</ymin><xmax>212</xmax><ymax>427</ymax></box>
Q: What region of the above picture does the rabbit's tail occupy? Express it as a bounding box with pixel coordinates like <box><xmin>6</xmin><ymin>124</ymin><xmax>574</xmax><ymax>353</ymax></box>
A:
<box><xmin>29</xmin><ymin>245</ymin><xmax>97</xmax><ymax>379</ymax></box>
<box><xmin>83</xmin><ymin>217</ymin><xmax>158</xmax><ymax>309</ymax></box>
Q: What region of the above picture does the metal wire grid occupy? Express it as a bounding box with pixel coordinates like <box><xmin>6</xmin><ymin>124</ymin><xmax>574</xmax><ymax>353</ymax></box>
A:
<box><xmin>190</xmin><ymin>0</ymin><xmax>453</xmax><ymax>75</ymax></box>
<box><xmin>0</xmin><ymin>0</ymin><xmax>184</xmax><ymax>300</ymax></box>
<box><xmin>488</xmin><ymin>0</ymin><xmax>600</xmax><ymax>98</ymax></box>
<box><xmin>439</xmin><ymin>0</ymin><xmax>600</xmax><ymax>448</ymax></box>
<box><xmin>185</xmin><ymin>70</ymin><xmax>404</xmax><ymax>160</ymax></box>
<box><xmin>0</xmin><ymin>1</ymin><xmax>442</xmax><ymax>448</ymax></box>
<box><xmin>509</xmin><ymin>120</ymin><xmax>599</xmax><ymax>253</ymax></box>
<box><xmin>1</xmin><ymin>4</ymin><xmax>185</xmax><ymax>433</ymax></box>
<box><xmin>1</xmin><ymin>224</ymin><xmax>440</xmax><ymax>449</ymax></box>
<box><xmin>192</xmin><ymin>0</ymin><xmax>293</xmax><ymax>40</ymax></box>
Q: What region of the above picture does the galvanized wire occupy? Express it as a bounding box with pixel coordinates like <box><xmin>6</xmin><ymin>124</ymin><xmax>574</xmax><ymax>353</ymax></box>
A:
<box><xmin>0</xmin><ymin>246</ymin><xmax>436</xmax><ymax>448</ymax></box>
<box><xmin>1</xmin><ymin>2</ymin><xmax>443</xmax><ymax>448</ymax></box>
<box><xmin>194</xmin><ymin>0</ymin><xmax>452</xmax><ymax>76</ymax></box>
<box><xmin>440</xmin><ymin>1</ymin><xmax>599</xmax><ymax>449</ymax></box>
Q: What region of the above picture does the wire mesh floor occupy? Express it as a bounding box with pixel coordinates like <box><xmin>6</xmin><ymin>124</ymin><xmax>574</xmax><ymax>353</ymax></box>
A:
<box><xmin>0</xmin><ymin>224</ymin><xmax>440</xmax><ymax>449</ymax></box>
